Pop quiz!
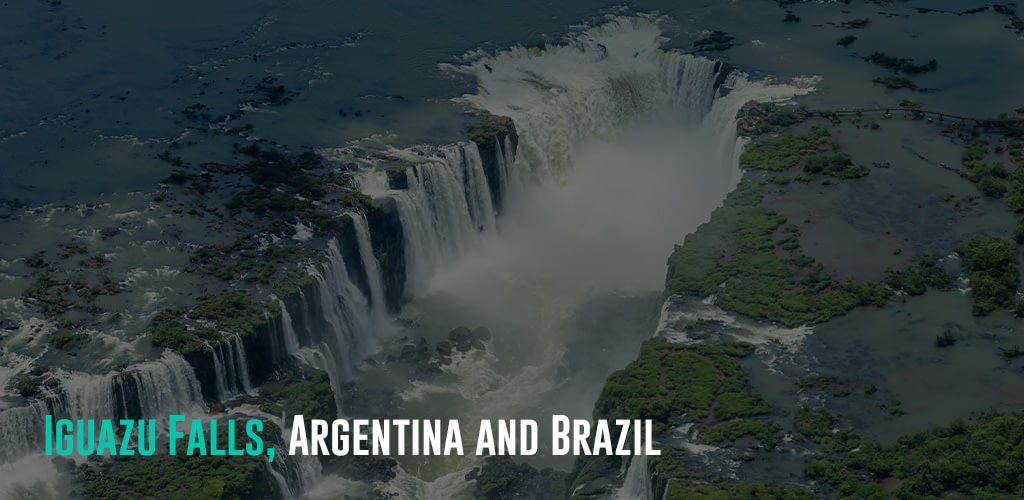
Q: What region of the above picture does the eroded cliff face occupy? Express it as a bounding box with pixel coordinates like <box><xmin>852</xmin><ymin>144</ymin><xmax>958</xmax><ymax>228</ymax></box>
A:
<box><xmin>470</xmin><ymin>115</ymin><xmax>519</xmax><ymax>214</ymax></box>
<box><xmin>174</xmin><ymin>113</ymin><xmax>520</xmax><ymax>406</ymax></box>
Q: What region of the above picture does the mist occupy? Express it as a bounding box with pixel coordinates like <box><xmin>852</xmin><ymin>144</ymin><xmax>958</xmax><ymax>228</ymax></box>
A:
<box><xmin>383</xmin><ymin>14</ymin><xmax>815</xmax><ymax>481</ymax></box>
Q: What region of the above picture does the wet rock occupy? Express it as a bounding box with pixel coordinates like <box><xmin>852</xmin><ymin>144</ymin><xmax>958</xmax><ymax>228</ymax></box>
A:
<box><xmin>448</xmin><ymin>326</ymin><xmax>491</xmax><ymax>353</ymax></box>
<box><xmin>389</xmin><ymin>337</ymin><xmax>431</xmax><ymax>364</ymax></box>
<box><xmin>386</xmin><ymin>168</ymin><xmax>408</xmax><ymax>189</ymax></box>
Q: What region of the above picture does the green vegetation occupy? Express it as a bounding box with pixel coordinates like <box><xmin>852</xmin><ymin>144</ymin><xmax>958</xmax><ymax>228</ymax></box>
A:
<box><xmin>958</xmin><ymin>138</ymin><xmax>1018</xmax><ymax>199</ymax></box>
<box><xmin>274</xmin><ymin>370</ymin><xmax>336</xmax><ymax>421</ymax></box>
<box><xmin>864</xmin><ymin>52</ymin><xmax>938</xmax><ymax>74</ymax></box>
<box><xmin>571</xmin><ymin>338</ymin><xmax>778</xmax><ymax>494</ymax></box>
<box><xmin>647</xmin><ymin>447</ymin><xmax>813</xmax><ymax>500</ymax></box>
<box><xmin>51</xmin><ymin>328</ymin><xmax>86</xmax><ymax>350</ymax></box>
<box><xmin>935</xmin><ymin>328</ymin><xmax>957</xmax><ymax>347</ymax></box>
<box><xmin>191</xmin><ymin>243</ymin><xmax>314</xmax><ymax>283</ymax></box>
<box><xmin>883</xmin><ymin>254</ymin><xmax>954</xmax><ymax>295</ymax></box>
<box><xmin>16</xmin><ymin>375</ymin><xmax>42</xmax><ymax>398</ymax></box>
<box><xmin>737</xmin><ymin>102</ymin><xmax>806</xmax><ymax>136</ymax></box>
<box><xmin>150</xmin><ymin>314</ymin><xmax>204</xmax><ymax>354</ymax></box>
<box><xmin>872</xmin><ymin>76</ymin><xmax>921</xmax><ymax>91</ymax></box>
<box><xmin>593</xmin><ymin>339</ymin><xmax>768</xmax><ymax>433</ymax></box>
<box><xmin>77</xmin><ymin>454</ymin><xmax>277</xmax><ymax>499</ymax></box>
<box><xmin>836</xmin><ymin>35</ymin><xmax>857</xmax><ymax>47</ymax></box>
<box><xmin>809</xmin><ymin>412</ymin><xmax>1024</xmax><ymax>498</ymax></box>
<box><xmin>798</xmin><ymin>374</ymin><xmax>851</xmax><ymax>397</ymax></box>
<box><xmin>193</xmin><ymin>292</ymin><xmax>266</xmax><ymax>336</ymax></box>
<box><xmin>272</xmin><ymin>268</ymin><xmax>315</xmax><ymax>298</ymax></box>
<box><xmin>1013</xmin><ymin>218</ymin><xmax>1024</xmax><ymax>244</ymax></box>
<box><xmin>822</xmin><ymin>429</ymin><xmax>862</xmax><ymax>454</ymax></box>
<box><xmin>776</xmin><ymin>224</ymin><xmax>800</xmax><ymax>251</ymax></box>
<box><xmin>1007</xmin><ymin>164</ymin><xmax>1024</xmax><ymax>214</ymax></box>
<box><xmin>661</xmin><ymin>480</ymin><xmax>813</xmax><ymax>500</ymax></box>
<box><xmin>59</xmin><ymin>242</ymin><xmax>88</xmax><ymax>259</ymax></box>
<box><xmin>703</xmin><ymin>419</ymin><xmax>783</xmax><ymax>449</ymax></box>
<box><xmin>225</xmin><ymin>146</ymin><xmax>367</xmax><ymax>234</ymax></box>
<box><xmin>803</xmin><ymin>153</ymin><xmax>869</xmax><ymax>179</ymax></box>
<box><xmin>793</xmin><ymin>405</ymin><xmax>839</xmax><ymax>443</ymax></box>
<box><xmin>465</xmin><ymin>115</ymin><xmax>513</xmax><ymax>143</ymax></box>
<box><xmin>738</xmin><ymin>127</ymin><xmax>837</xmax><ymax>171</ymax></box>
<box><xmin>25</xmin><ymin>251</ymin><xmax>48</xmax><ymax>269</ymax></box>
<box><xmin>149</xmin><ymin>292</ymin><xmax>266</xmax><ymax>354</ymax></box>
<box><xmin>666</xmin><ymin>182</ymin><xmax>890</xmax><ymax>326</ymax></box>
<box><xmin>960</xmin><ymin>236</ymin><xmax>1019</xmax><ymax>315</ymax></box>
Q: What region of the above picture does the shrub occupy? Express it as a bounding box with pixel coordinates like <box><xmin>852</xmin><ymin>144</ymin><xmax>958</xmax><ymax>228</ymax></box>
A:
<box><xmin>935</xmin><ymin>329</ymin><xmax>957</xmax><ymax>347</ymax></box>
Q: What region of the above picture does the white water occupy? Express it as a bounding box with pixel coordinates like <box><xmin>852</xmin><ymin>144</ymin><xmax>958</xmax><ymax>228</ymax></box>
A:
<box><xmin>0</xmin><ymin>13</ymin><xmax>818</xmax><ymax>499</ymax></box>
<box><xmin>614</xmin><ymin>453</ymin><xmax>653</xmax><ymax>500</ymax></box>
<box><xmin>277</xmin><ymin>298</ymin><xmax>302</xmax><ymax>354</ymax></box>
<box><xmin>311</xmin><ymin>239</ymin><xmax>377</xmax><ymax>380</ymax></box>
<box><xmin>208</xmin><ymin>332</ymin><xmax>254</xmax><ymax>399</ymax></box>
<box><xmin>349</xmin><ymin>211</ymin><xmax>388</xmax><ymax>319</ymax></box>
<box><xmin>0</xmin><ymin>350</ymin><xmax>205</xmax><ymax>492</ymax></box>
<box><xmin>391</xmin><ymin>154</ymin><xmax>483</xmax><ymax>296</ymax></box>
<box><xmin>276</xmin><ymin>236</ymin><xmax>393</xmax><ymax>418</ymax></box>
<box><xmin>443</xmin><ymin>143</ymin><xmax>498</xmax><ymax>234</ymax></box>
<box><xmin>374</xmin><ymin>15</ymin><xmax>815</xmax><ymax>497</ymax></box>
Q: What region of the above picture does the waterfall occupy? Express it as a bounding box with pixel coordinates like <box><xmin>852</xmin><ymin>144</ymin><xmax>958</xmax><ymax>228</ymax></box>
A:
<box><xmin>0</xmin><ymin>352</ymin><xmax>204</xmax><ymax>463</ymax></box>
<box><xmin>221</xmin><ymin>340</ymin><xmax>238</xmax><ymax>397</ymax></box>
<box><xmin>268</xmin><ymin>466</ymin><xmax>295</xmax><ymax>500</ymax></box>
<box><xmin>121</xmin><ymin>353</ymin><xmax>205</xmax><ymax>417</ymax></box>
<box><xmin>0</xmin><ymin>14</ymin><xmax>823</xmax><ymax>500</ymax></box>
<box><xmin>277</xmin><ymin>298</ymin><xmax>302</xmax><ymax>354</ymax></box>
<box><xmin>614</xmin><ymin>453</ymin><xmax>653</xmax><ymax>500</ymax></box>
<box><xmin>206</xmin><ymin>334</ymin><xmax>255</xmax><ymax>400</ymax></box>
<box><xmin>443</xmin><ymin>143</ymin><xmax>497</xmax><ymax>234</ymax></box>
<box><xmin>301</xmin><ymin>238</ymin><xmax>380</xmax><ymax>388</ymax></box>
<box><xmin>451</xmin><ymin>16</ymin><xmax>814</xmax><ymax>190</ymax></box>
<box><xmin>232</xmin><ymin>334</ymin><xmax>253</xmax><ymax>394</ymax></box>
<box><xmin>349</xmin><ymin>212</ymin><xmax>387</xmax><ymax>318</ymax></box>
<box><xmin>0</xmin><ymin>403</ymin><xmax>48</xmax><ymax>463</ymax></box>
<box><xmin>497</xmin><ymin>135</ymin><xmax>519</xmax><ymax>204</ymax></box>
<box><xmin>390</xmin><ymin>144</ymin><xmax>492</xmax><ymax>294</ymax></box>
<box><xmin>209</xmin><ymin>340</ymin><xmax>229</xmax><ymax>400</ymax></box>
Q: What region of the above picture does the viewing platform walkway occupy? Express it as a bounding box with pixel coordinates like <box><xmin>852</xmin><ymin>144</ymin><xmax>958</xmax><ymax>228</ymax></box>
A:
<box><xmin>803</xmin><ymin>107</ymin><xmax>1024</xmax><ymax>127</ymax></box>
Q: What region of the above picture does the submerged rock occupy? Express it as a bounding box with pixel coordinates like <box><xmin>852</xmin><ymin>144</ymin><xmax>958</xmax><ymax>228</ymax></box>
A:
<box><xmin>448</xmin><ymin>326</ymin><xmax>491</xmax><ymax>353</ymax></box>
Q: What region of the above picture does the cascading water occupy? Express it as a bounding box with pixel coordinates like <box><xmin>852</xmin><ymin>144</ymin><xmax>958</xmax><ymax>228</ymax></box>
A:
<box><xmin>309</xmin><ymin>238</ymin><xmax>378</xmax><ymax>381</ymax></box>
<box><xmin>269</xmin><ymin>232</ymin><xmax>390</xmax><ymax>417</ymax></box>
<box><xmin>364</xmin><ymin>15</ymin><xmax>816</xmax><ymax>498</ymax></box>
<box><xmin>614</xmin><ymin>453</ymin><xmax>654</xmax><ymax>500</ymax></box>
<box><xmin>0</xmin><ymin>13</ymin><xmax>819</xmax><ymax>500</ymax></box>
<box><xmin>389</xmin><ymin>142</ymin><xmax>498</xmax><ymax>295</ymax></box>
<box><xmin>0</xmin><ymin>351</ymin><xmax>204</xmax><ymax>464</ymax></box>
<box><xmin>207</xmin><ymin>332</ymin><xmax>255</xmax><ymax>399</ymax></box>
<box><xmin>349</xmin><ymin>212</ymin><xmax>388</xmax><ymax>319</ymax></box>
<box><xmin>442</xmin><ymin>144</ymin><xmax>497</xmax><ymax>234</ymax></box>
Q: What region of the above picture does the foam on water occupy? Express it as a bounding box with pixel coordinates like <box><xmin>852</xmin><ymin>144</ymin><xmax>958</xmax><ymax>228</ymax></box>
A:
<box><xmin>375</xmin><ymin>14</ymin><xmax>817</xmax><ymax>496</ymax></box>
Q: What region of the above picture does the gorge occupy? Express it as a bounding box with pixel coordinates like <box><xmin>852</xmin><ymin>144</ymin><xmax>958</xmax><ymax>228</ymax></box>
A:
<box><xmin>4</xmin><ymin>2</ymin><xmax>1024</xmax><ymax>499</ymax></box>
